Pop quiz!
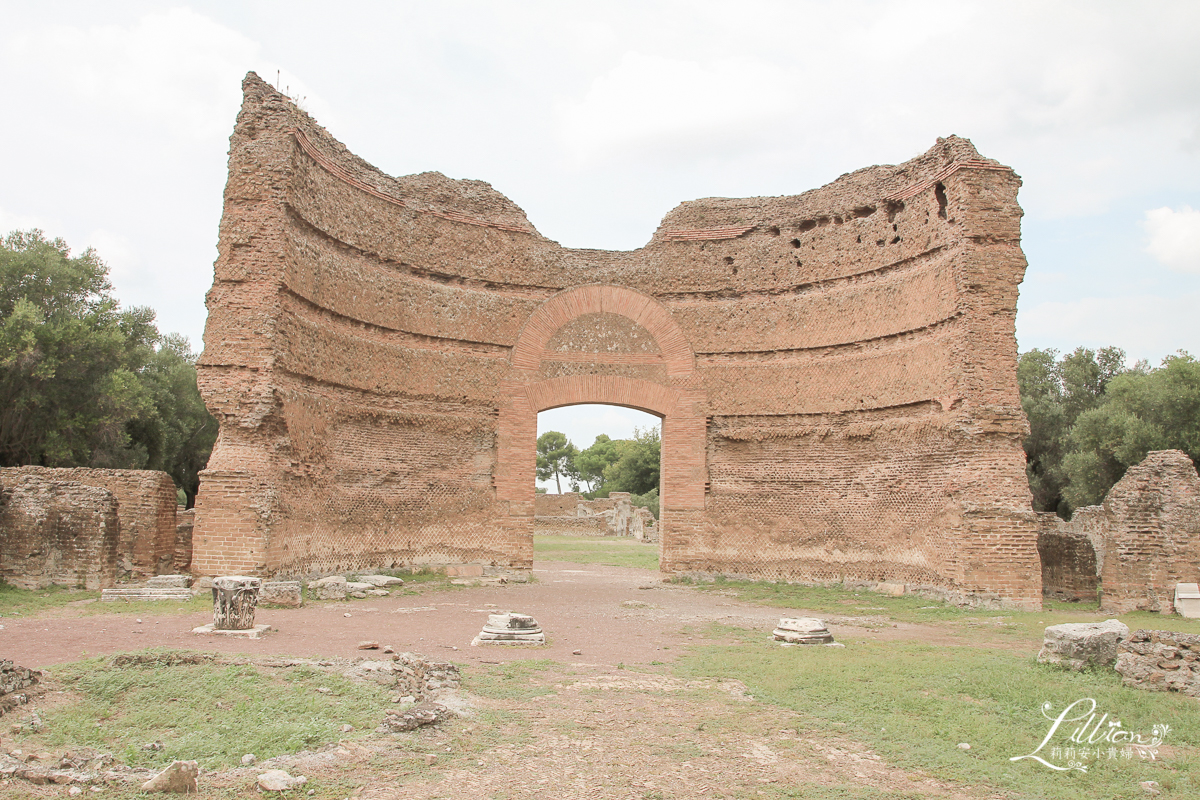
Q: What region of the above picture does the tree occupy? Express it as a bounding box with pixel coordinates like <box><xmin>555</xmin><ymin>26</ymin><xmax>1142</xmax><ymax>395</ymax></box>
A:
<box><xmin>126</xmin><ymin>334</ymin><xmax>218</xmax><ymax>507</ymax></box>
<box><xmin>574</xmin><ymin>434</ymin><xmax>621</xmax><ymax>493</ymax></box>
<box><xmin>535</xmin><ymin>431</ymin><xmax>578</xmax><ymax>494</ymax></box>
<box><xmin>1061</xmin><ymin>352</ymin><xmax>1200</xmax><ymax>508</ymax></box>
<box><xmin>602</xmin><ymin>425</ymin><xmax>660</xmax><ymax>495</ymax></box>
<box><xmin>0</xmin><ymin>230</ymin><xmax>156</xmax><ymax>467</ymax></box>
<box><xmin>1017</xmin><ymin>346</ymin><xmax>1127</xmax><ymax>517</ymax></box>
<box><xmin>1</xmin><ymin>229</ymin><xmax>217</xmax><ymax>505</ymax></box>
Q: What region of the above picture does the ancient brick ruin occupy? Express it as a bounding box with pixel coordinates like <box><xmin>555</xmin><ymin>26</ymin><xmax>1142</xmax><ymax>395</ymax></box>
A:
<box><xmin>0</xmin><ymin>471</ymin><xmax>119</xmax><ymax>589</ymax></box>
<box><xmin>534</xmin><ymin>492</ymin><xmax>657</xmax><ymax>540</ymax></box>
<box><xmin>0</xmin><ymin>466</ymin><xmax>178</xmax><ymax>580</ymax></box>
<box><xmin>1039</xmin><ymin>450</ymin><xmax>1200</xmax><ymax>613</ymax></box>
<box><xmin>194</xmin><ymin>73</ymin><xmax>1040</xmax><ymax>607</ymax></box>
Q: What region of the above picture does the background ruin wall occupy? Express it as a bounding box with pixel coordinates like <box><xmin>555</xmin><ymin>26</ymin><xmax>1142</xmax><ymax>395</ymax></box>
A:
<box><xmin>1039</xmin><ymin>450</ymin><xmax>1200</xmax><ymax>613</ymax></box>
<box><xmin>0</xmin><ymin>472</ymin><xmax>119</xmax><ymax>589</ymax></box>
<box><xmin>0</xmin><ymin>467</ymin><xmax>177</xmax><ymax>579</ymax></box>
<box><xmin>194</xmin><ymin>73</ymin><xmax>1040</xmax><ymax>607</ymax></box>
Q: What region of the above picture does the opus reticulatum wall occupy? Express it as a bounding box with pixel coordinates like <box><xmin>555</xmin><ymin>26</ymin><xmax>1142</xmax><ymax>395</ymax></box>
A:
<box><xmin>194</xmin><ymin>73</ymin><xmax>1040</xmax><ymax>607</ymax></box>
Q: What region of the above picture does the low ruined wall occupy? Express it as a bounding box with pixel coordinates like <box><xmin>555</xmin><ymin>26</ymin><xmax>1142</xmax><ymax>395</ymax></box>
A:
<box><xmin>534</xmin><ymin>516</ymin><xmax>610</xmax><ymax>536</ymax></box>
<box><xmin>1036</xmin><ymin>515</ymin><xmax>1099</xmax><ymax>602</ymax></box>
<box><xmin>535</xmin><ymin>493</ymin><xmax>580</xmax><ymax>516</ymax></box>
<box><xmin>1041</xmin><ymin>451</ymin><xmax>1200</xmax><ymax>613</ymax></box>
<box><xmin>0</xmin><ymin>467</ymin><xmax>177</xmax><ymax>578</ymax></box>
<box><xmin>0</xmin><ymin>473</ymin><xmax>118</xmax><ymax>589</ymax></box>
<box><xmin>1116</xmin><ymin>630</ymin><xmax>1200</xmax><ymax>696</ymax></box>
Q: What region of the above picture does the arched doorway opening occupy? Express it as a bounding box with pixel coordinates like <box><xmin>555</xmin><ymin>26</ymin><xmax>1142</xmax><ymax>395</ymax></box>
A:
<box><xmin>534</xmin><ymin>403</ymin><xmax>664</xmax><ymax>569</ymax></box>
<box><xmin>494</xmin><ymin>284</ymin><xmax>707</xmax><ymax>574</ymax></box>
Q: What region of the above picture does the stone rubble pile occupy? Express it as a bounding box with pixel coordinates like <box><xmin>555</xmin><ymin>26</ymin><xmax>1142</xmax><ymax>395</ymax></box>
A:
<box><xmin>1036</xmin><ymin>619</ymin><xmax>1129</xmax><ymax>671</ymax></box>
<box><xmin>471</xmin><ymin>612</ymin><xmax>546</xmax><ymax>646</ymax></box>
<box><xmin>1115</xmin><ymin>630</ymin><xmax>1200</xmax><ymax>696</ymax></box>
<box><xmin>0</xmin><ymin>661</ymin><xmax>40</xmax><ymax>718</ymax></box>
<box><xmin>376</xmin><ymin>702</ymin><xmax>448</xmax><ymax>733</ymax></box>
<box><xmin>344</xmin><ymin>652</ymin><xmax>461</xmax><ymax>700</ymax></box>
<box><xmin>773</xmin><ymin>618</ymin><xmax>835</xmax><ymax>645</ymax></box>
<box><xmin>307</xmin><ymin>573</ymin><xmax>403</xmax><ymax>600</ymax></box>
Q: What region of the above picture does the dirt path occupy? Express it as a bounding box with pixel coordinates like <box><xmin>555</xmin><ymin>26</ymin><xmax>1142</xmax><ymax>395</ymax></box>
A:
<box><xmin>2</xmin><ymin>562</ymin><xmax>1029</xmax><ymax>671</ymax></box>
<box><xmin>2</xmin><ymin>563</ymin><xmax>1025</xmax><ymax>799</ymax></box>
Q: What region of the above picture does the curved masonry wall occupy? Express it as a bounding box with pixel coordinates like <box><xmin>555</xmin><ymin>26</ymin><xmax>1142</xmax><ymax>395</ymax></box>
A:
<box><xmin>193</xmin><ymin>73</ymin><xmax>1040</xmax><ymax>607</ymax></box>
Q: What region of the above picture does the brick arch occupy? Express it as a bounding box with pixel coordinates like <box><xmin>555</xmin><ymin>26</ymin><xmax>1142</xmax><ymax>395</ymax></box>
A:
<box><xmin>527</xmin><ymin>375</ymin><xmax>679</xmax><ymax>417</ymax></box>
<box><xmin>510</xmin><ymin>284</ymin><xmax>694</xmax><ymax>377</ymax></box>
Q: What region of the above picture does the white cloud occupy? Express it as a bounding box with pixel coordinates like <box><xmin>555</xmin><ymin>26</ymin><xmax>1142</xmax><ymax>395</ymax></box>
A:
<box><xmin>556</xmin><ymin>52</ymin><xmax>792</xmax><ymax>164</ymax></box>
<box><xmin>83</xmin><ymin>228</ymin><xmax>140</xmax><ymax>283</ymax></box>
<box><xmin>0</xmin><ymin>208</ymin><xmax>60</xmax><ymax>237</ymax></box>
<box><xmin>2</xmin><ymin>8</ymin><xmax>335</xmax><ymax>142</ymax></box>
<box><xmin>1143</xmin><ymin>206</ymin><xmax>1200</xmax><ymax>274</ymax></box>
<box><xmin>1018</xmin><ymin>292</ymin><xmax>1200</xmax><ymax>364</ymax></box>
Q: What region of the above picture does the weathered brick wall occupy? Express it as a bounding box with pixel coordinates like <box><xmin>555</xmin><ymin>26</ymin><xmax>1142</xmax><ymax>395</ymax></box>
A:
<box><xmin>0</xmin><ymin>473</ymin><xmax>118</xmax><ymax>589</ymax></box>
<box><xmin>1036</xmin><ymin>514</ymin><xmax>1100</xmax><ymax>602</ymax></box>
<box><xmin>174</xmin><ymin>508</ymin><xmax>195</xmax><ymax>572</ymax></box>
<box><xmin>194</xmin><ymin>72</ymin><xmax>1039</xmax><ymax>605</ymax></box>
<box><xmin>534</xmin><ymin>517</ymin><xmax>610</xmax><ymax>537</ymax></box>
<box><xmin>1044</xmin><ymin>451</ymin><xmax>1200</xmax><ymax>613</ymax></box>
<box><xmin>535</xmin><ymin>493</ymin><xmax>580</xmax><ymax>516</ymax></box>
<box><xmin>0</xmin><ymin>467</ymin><xmax>177</xmax><ymax>578</ymax></box>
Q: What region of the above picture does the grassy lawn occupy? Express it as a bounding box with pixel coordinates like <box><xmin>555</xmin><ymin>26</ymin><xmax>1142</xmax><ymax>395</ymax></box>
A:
<box><xmin>676</xmin><ymin>634</ymin><xmax>1200</xmax><ymax>800</ymax></box>
<box><xmin>677</xmin><ymin>576</ymin><xmax>1200</xmax><ymax>640</ymax></box>
<box><xmin>21</xmin><ymin>650</ymin><xmax>394</xmax><ymax>773</ymax></box>
<box><xmin>533</xmin><ymin>534</ymin><xmax>659</xmax><ymax>570</ymax></box>
<box><xmin>0</xmin><ymin>581</ymin><xmax>209</xmax><ymax>618</ymax></box>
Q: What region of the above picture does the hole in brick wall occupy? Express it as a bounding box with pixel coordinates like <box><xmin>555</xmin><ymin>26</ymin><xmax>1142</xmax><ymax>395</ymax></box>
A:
<box><xmin>790</xmin><ymin>238</ymin><xmax>802</xmax><ymax>248</ymax></box>
<box><xmin>935</xmin><ymin>182</ymin><xmax>948</xmax><ymax>219</ymax></box>
<box><xmin>816</xmin><ymin>217</ymin><xmax>831</xmax><ymax>227</ymax></box>
<box><xmin>856</xmin><ymin>235</ymin><xmax>862</xmax><ymax>243</ymax></box>
<box><xmin>853</xmin><ymin>205</ymin><xmax>876</xmax><ymax>218</ymax></box>
<box><xmin>723</xmin><ymin>256</ymin><xmax>734</xmax><ymax>265</ymax></box>
<box><xmin>890</xmin><ymin>236</ymin><xmax>901</xmax><ymax>244</ymax></box>
<box><xmin>767</xmin><ymin>225</ymin><xmax>780</xmax><ymax>236</ymax></box>
<box><xmin>876</xmin><ymin>239</ymin><xmax>885</xmax><ymax>246</ymax></box>
<box><xmin>834</xmin><ymin>216</ymin><xmax>843</xmax><ymax>225</ymax></box>
<box><xmin>886</xmin><ymin>200</ymin><xmax>905</xmax><ymax>223</ymax></box>
<box><xmin>797</xmin><ymin>220</ymin><xmax>818</xmax><ymax>233</ymax></box>
<box><xmin>732</xmin><ymin>265</ymin><xmax>738</xmax><ymax>275</ymax></box>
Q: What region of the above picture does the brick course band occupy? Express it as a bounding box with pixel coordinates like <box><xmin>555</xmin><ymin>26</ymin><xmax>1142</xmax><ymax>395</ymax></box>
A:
<box><xmin>193</xmin><ymin>72</ymin><xmax>1039</xmax><ymax>605</ymax></box>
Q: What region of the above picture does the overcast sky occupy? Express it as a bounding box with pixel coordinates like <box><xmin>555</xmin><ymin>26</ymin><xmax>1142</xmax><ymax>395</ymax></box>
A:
<box><xmin>3</xmin><ymin>1</ymin><xmax>1198</xmax><ymax>488</ymax></box>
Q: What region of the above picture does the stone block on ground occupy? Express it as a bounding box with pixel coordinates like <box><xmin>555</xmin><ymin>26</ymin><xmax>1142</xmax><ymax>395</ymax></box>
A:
<box><xmin>259</xmin><ymin>581</ymin><xmax>303</xmax><ymax>608</ymax></box>
<box><xmin>356</xmin><ymin>574</ymin><xmax>405</xmax><ymax>587</ymax></box>
<box><xmin>257</xmin><ymin>769</ymin><xmax>307</xmax><ymax>791</ymax></box>
<box><xmin>773</xmin><ymin>618</ymin><xmax>835</xmax><ymax>645</ymax></box>
<box><xmin>100</xmin><ymin>588</ymin><xmax>193</xmax><ymax>602</ymax></box>
<box><xmin>1037</xmin><ymin>619</ymin><xmax>1130</xmax><ymax>670</ymax></box>
<box><xmin>472</xmin><ymin>612</ymin><xmax>545</xmax><ymax>646</ymax></box>
<box><xmin>309</xmin><ymin>575</ymin><xmax>347</xmax><ymax>600</ymax></box>
<box><xmin>146</xmin><ymin>575</ymin><xmax>191</xmax><ymax>588</ymax></box>
<box><xmin>1115</xmin><ymin>629</ymin><xmax>1200</xmax><ymax>696</ymax></box>
<box><xmin>1174</xmin><ymin>583</ymin><xmax>1200</xmax><ymax>618</ymax></box>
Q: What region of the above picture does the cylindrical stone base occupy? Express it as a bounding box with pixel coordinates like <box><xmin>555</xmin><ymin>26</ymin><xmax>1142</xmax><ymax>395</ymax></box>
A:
<box><xmin>212</xmin><ymin>576</ymin><xmax>262</xmax><ymax>630</ymax></box>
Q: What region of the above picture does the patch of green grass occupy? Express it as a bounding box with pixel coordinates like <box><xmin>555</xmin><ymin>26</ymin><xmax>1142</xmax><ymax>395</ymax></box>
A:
<box><xmin>676</xmin><ymin>577</ymin><xmax>1200</xmax><ymax>644</ymax></box>
<box><xmin>28</xmin><ymin>649</ymin><xmax>392</xmax><ymax>771</ymax></box>
<box><xmin>0</xmin><ymin>580</ymin><xmax>98</xmax><ymax>616</ymax></box>
<box><xmin>463</xmin><ymin>659</ymin><xmax>557</xmax><ymax>701</ymax></box>
<box><xmin>677</xmin><ymin>638</ymin><xmax>1200</xmax><ymax>800</ymax></box>
<box><xmin>534</xmin><ymin>534</ymin><xmax>659</xmax><ymax>570</ymax></box>
<box><xmin>0</xmin><ymin>580</ymin><xmax>209</xmax><ymax>619</ymax></box>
